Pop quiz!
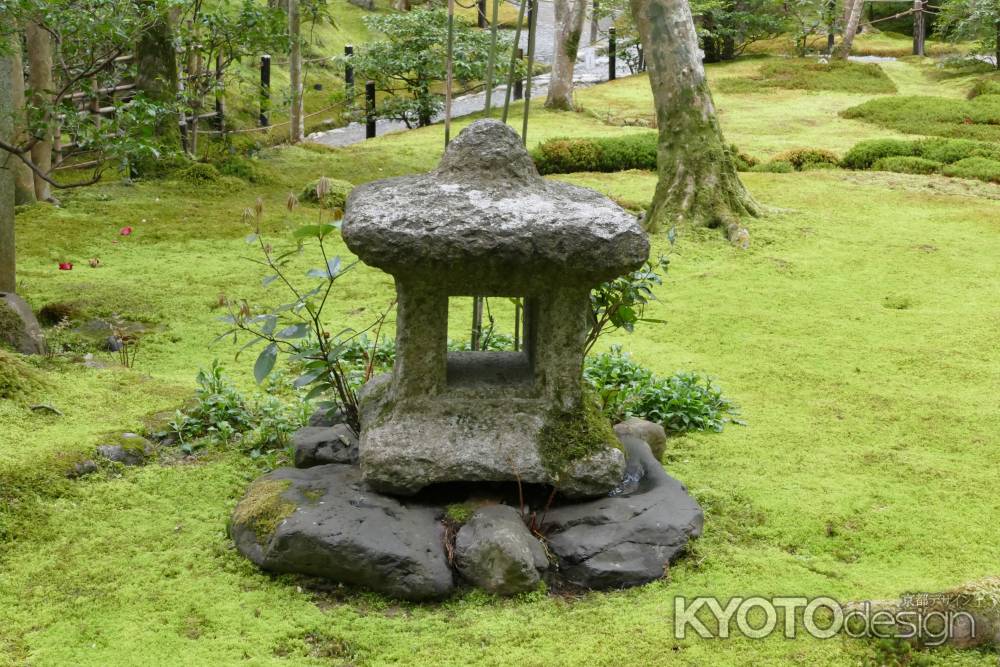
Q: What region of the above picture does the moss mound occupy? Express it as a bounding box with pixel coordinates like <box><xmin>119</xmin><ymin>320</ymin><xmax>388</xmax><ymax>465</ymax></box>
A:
<box><xmin>841</xmin><ymin>94</ymin><xmax>1000</xmax><ymax>142</ymax></box>
<box><xmin>177</xmin><ymin>163</ymin><xmax>222</xmax><ymax>185</ymax></box>
<box><xmin>0</xmin><ymin>350</ymin><xmax>44</xmax><ymax>401</ymax></box>
<box><xmin>717</xmin><ymin>59</ymin><xmax>897</xmax><ymax>95</ymax></box>
<box><xmin>230</xmin><ymin>478</ymin><xmax>295</xmax><ymax>544</ymax></box>
<box><xmin>299</xmin><ymin>178</ymin><xmax>354</xmax><ymax>210</ymax></box>
<box><xmin>215</xmin><ymin>156</ymin><xmax>272</xmax><ymax>185</ymax></box>
<box><xmin>942</xmin><ymin>157</ymin><xmax>1000</xmax><ymax>184</ymax></box>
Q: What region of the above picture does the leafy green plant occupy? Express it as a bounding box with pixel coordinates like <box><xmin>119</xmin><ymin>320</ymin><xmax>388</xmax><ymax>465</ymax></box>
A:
<box><xmin>218</xmin><ymin>182</ymin><xmax>393</xmax><ymax>432</ymax></box>
<box><xmin>168</xmin><ymin>361</ymin><xmax>309</xmax><ymax>457</ymax></box>
<box><xmin>584</xmin><ymin>347</ymin><xmax>742</xmax><ymax>434</ymax></box>
<box><xmin>169</xmin><ymin>361</ymin><xmax>256</xmax><ymax>450</ymax></box>
<box><xmin>585</xmin><ymin>256</ymin><xmax>670</xmax><ymax>356</ymax></box>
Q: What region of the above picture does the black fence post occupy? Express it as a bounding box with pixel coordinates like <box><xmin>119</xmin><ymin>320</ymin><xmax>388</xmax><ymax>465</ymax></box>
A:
<box><xmin>214</xmin><ymin>54</ymin><xmax>225</xmax><ymax>132</ymax></box>
<box><xmin>259</xmin><ymin>54</ymin><xmax>271</xmax><ymax>127</ymax></box>
<box><xmin>608</xmin><ymin>27</ymin><xmax>616</xmax><ymax>81</ymax></box>
<box><xmin>365</xmin><ymin>80</ymin><xmax>376</xmax><ymax>139</ymax></box>
<box><xmin>344</xmin><ymin>45</ymin><xmax>355</xmax><ymax>103</ymax></box>
<box><xmin>477</xmin><ymin>0</ymin><xmax>487</xmax><ymax>28</ymax></box>
<box><xmin>513</xmin><ymin>48</ymin><xmax>524</xmax><ymax>101</ymax></box>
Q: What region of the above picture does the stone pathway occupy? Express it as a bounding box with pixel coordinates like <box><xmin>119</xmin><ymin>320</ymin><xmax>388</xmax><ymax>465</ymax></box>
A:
<box><xmin>307</xmin><ymin>0</ymin><xmax>635</xmax><ymax>148</ymax></box>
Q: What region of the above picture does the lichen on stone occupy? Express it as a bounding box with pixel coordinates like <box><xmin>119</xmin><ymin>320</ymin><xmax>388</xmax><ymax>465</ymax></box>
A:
<box><xmin>537</xmin><ymin>389</ymin><xmax>621</xmax><ymax>481</ymax></box>
<box><xmin>231</xmin><ymin>478</ymin><xmax>296</xmax><ymax>544</ymax></box>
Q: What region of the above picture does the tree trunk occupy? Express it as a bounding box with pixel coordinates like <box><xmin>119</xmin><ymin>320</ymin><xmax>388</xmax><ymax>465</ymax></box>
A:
<box><xmin>394</xmin><ymin>0</ymin><xmax>411</xmax><ymax>11</ymax></box>
<box><xmin>135</xmin><ymin>4</ymin><xmax>181</xmax><ymax>153</ymax></box>
<box><xmin>26</xmin><ymin>22</ymin><xmax>53</xmax><ymax>202</ymax></box>
<box><xmin>7</xmin><ymin>33</ymin><xmax>35</xmax><ymax>206</ymax></box>
<box><xmin>289</xmin><ymin>0</ymin><xmax>304</xmax><ymax>143</ymax></box>
<box><xmin>1</xmin><ymin>50</ymin><xmax>15</xmax><ymax>293</ymax></box>
<box><xmin>629</xmin><ymin>0</ymin><xmax>759</xmax><ymax>234</ymax></box>
<box><xmin>837</xmin><ymin>0</ymin><xmax>864</xmax><ymax>59</ymax></box>
<box><xmin>545</xmin><ymin>0</ymin><xmax>588</xmax><ymax>110</ymax></box>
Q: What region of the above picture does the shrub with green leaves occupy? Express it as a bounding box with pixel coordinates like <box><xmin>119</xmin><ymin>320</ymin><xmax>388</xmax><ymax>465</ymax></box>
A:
<box><xmin>840</xmin><ymin>139</ymin><xmax>920</xmax><ymax>170</ymax></box>
<box><xmin>942</xmin><ymin>157</ymin><xmax>1000</xmax><ymax>183</ymax></box>
<box><xmin>584</xmin><ymin>347</ymin><xmax>742</xmax><ymax>434</ymax></box>
<box><xmin>871</xmin><ymin>156</ymin><xmax>942</xmax><ymax>175</ymax></box>
<box><xmin>772</xmin><ymin>148</ymin><xmax>840</xmax><ymax>171</ymax></box>
<box><xmin>531</xmin><ymin>133</ymin><xmax>658</xmax><ymax>175</ymax></box>
<box><xmin>917</xmin><ymin>137</ymin><xmax>1000</xmax><ymax>164</ymax></box>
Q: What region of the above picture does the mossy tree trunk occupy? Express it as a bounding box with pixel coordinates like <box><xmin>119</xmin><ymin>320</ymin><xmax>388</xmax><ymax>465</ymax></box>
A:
<box><xmin>135</xmin><ymin>4</ymin><xmax>182</xmax><ymax>153</ymax></box>
<box><xmin>836</xmin><ymin>0</ymin><xmax>864</xmax><ymax>59</ymax></box>
<box><xmin>8</xmin><ymin>33</ymin><xmax>35</xmax><ymax>206</ymax></box>
<box><xmin>1</xmin><ymin>50</ymin><xmax>16</xmax><ymax>293</ymax></box>
<box><xmin>26</xmin><ymin>22</ymin><xmax>53</xmax><ymax>203</ymax></box>
<box><xmin>545</xmin><ymin>0</ymin><xmax>588</xmax><ymax>110</ymax></box>
<box><xmin>629</xmin><ymin>0</ymin><xmax>759</xmax><ymax>233</ymax></box>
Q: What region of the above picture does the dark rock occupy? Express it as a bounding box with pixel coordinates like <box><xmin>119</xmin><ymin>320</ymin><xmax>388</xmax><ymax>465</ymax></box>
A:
<box><xmin>104</xmin><ymin>336</ymin><xmax>124</xmax><ymax>352</ymax></box>
<box><xmin>614</xmin><ymin>417</ymin><xmax>667</xmax><ymax>461</ymax></box>
<box><xmin>543</xmin><ymin>436</ymin><xmax>703</xmax><ymax>590</ymax></box>
<box><xmin>95</xmin><ymin>433</ymin><xmax>154</xmax><ymax>466</ymax></box>
<box><xmin>455</xmin><ymin>504</ymin><xmax>548</xmax><ymax>595</ymax></box>
<box><xmin>348</xmin><ymin>0</ymin><xmax>375</xmax><ymax>9</ymax></box>
<box><xmin>230</xmin><ymin>465</ymin><xmax>454</xmax><ymax>601</ymax></box>
<box><xmin>293</xmin><ymin>424</ymin><xmax>359</xmax><ymax>468</ymax></box>
<box><xmin>307</xmin><ymin>407</ymin><xmax>345</xmax><ymax>428</ymax></box>
<box><xmin>68</xmin><ymin>459</ymin><xmax>98</xmax><ymax>478</ymax></box>
<box><xmin>0</xmin><ymin>292</ymin><xmax>46</xmax><ymax>355</ymax></box>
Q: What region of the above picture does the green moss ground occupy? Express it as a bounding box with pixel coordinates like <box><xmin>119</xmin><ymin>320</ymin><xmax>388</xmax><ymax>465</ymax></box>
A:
<box><xmin>1</xmin><ymin>59</ymin><xmax>998</xmax><ymax>665</ymax></box>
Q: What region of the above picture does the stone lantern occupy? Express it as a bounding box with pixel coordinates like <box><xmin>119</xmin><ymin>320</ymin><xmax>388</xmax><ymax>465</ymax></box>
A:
<box><xmin>342</xmin><ymin>120</ymin><xmax>649</xmax><ymax>498</ymax></box>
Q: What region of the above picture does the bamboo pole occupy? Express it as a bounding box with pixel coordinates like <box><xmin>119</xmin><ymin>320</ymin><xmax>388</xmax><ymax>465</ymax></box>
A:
<box><xmin>501</xmin><ymin>0</ymin><xmax>529</xmax><ymax>123</ymax></box>
<box><xmin>483</xmin><ymin>0</ymin><xmax>500</xmax><ymax>117</ymax></box>
<box><xmin>445</xmin><ymin>0</ymin><xmax>455</xmax><ymax>146</ymax></box>
<box><xmin>521</xmin><ymin>0</ymin><xmax>538</xmax><ymax>145</ymax></box>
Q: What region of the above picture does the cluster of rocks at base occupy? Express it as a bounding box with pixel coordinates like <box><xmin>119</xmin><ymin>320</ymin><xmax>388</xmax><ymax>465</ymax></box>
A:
<box><xmin>230</xmin><ymin>418</ymin><xmax>704</xmax><ymax>601</ymax></box>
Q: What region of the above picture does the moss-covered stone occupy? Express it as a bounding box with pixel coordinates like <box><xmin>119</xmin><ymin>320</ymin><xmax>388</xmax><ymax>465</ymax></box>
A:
<box><xmin>231</xmin><ymin>479</ymin><xmax>295</xmax><ymax>544</ymax></box>
<box><xmin>538</xmin><ymin>390</ymin><xmax>621</xmax><ymax>480</ymax></box>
